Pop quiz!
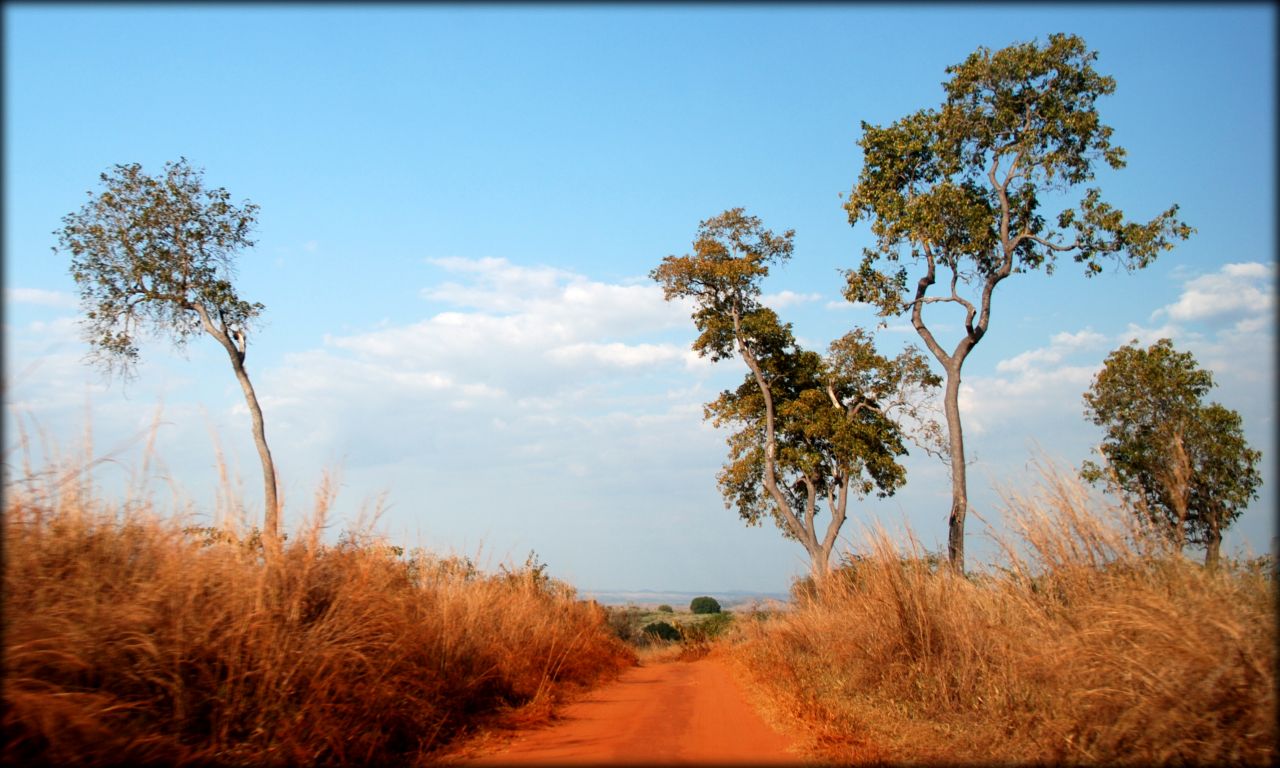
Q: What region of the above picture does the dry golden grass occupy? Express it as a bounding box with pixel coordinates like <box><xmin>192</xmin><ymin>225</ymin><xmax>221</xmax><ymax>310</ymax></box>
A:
<box><xmin>2</xmin><ymin>451</ymin><xmax>634</xmax><ymax>766</ymax></box>
<box><xmin>732</xmin><ymin>465</ymin><xmax>1276</xmax><ymax>765</ymax></box>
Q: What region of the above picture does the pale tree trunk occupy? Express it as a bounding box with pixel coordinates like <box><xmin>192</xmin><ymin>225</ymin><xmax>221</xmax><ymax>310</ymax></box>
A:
<box><xmin>911</xmin><ymin>284</ymin><xmax>979</xmax><ymax>574</ymax></box>
<box><xmin>907</xmin><ymin>245</ymin><xmax>987</xmax><ymax>575</ymax></box>
<box><xmin>804</xmin><ymin>494</ymin><xmax>840</xmax><ymax>584</ymax></box>
<box><xmin>194</xmin><ymin>304</ymin><xmax>280</xmax><ymax>544</ymax></box>
<box><xmin>732</xmin><ymin>309</ymin><xmax>832</xmax><ymax>579</ymax></box>
<box><xmin>1168</xmin><ymin>431</ymin><xmax>1189</xmax><ymax>553</ymax></box>
<box><xmin>942</xmin><ymin>365</ymin><xmax>968</xmax><ymax>571</ymax></box>
<box><xmin>230</xmin><ymin>355</ymin><xmax>279</xmax><ymax>543</ymax></box>
<box><xmin>810</xmin><ymin>550</ymin><xmax>831</xmax><ymax>583</ymax></box>
<box><xmin>1204</xmin><ymin>505</ymin><xmax>1222</xmax><ymax>571</ymax></box>
<box><xmin>1204</xmin><ymin>526</ymin><xmax>1222</xmax><ymax>571</ymax></box>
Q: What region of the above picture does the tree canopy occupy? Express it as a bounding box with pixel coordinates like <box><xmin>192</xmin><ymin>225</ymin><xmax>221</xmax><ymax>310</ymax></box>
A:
<box><xmin>1082</xmin><ymin>339</ymin><xmax>1261</xmax><ymax>568</ymax></box>
<box><xmin>707</xmin><ymin>323</ymin><xmax>938</xmax><ymax>548</ymax></box>
<box><xmin>653</xmin><ymin>209</ymin><xmax>940</xmax><ymax>578</ymax></box>
<box><xmin>843</xmin><ymin>33</ymin><xmax>1194</xmax><ymax>571</ymax></box>
<box><xmin>56</xmin><ymin>158</ymin><xmax>263</xmax><ymax>377</ymax></box>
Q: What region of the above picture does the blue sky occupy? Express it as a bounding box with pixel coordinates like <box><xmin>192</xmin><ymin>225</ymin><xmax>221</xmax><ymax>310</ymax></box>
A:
<box><xmin>4</xmin><ymin>5</ymin><xmax>1275</xmax><ymax>594</ymax></box>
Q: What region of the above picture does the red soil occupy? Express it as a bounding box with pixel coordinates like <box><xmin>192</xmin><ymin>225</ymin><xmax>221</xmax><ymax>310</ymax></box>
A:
<box><xmin>460</xmin><ymin>654</ymin><xmax>805</xmax><ymax>765</ymax></box>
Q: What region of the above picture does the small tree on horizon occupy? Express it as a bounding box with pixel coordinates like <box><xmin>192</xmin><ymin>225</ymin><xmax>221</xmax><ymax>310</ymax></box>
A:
<box><xmin>844</xmin><ymin>33</ymin><xmax>1193</xmax><ymax>572</ymax></box>
<box><xmin>689</xmin><ymin>596</ymin><xmax>721</xmax><ymax>615</ymax></box>
<box><xmin>1081</xmin><ymin>338</ymin><xmax>1261</xmax><ymax>569</ymax></box>
<box><xmin>54</xmin><ymin>158</ymin><xmax>281</xmax><ymax>542</ymax></box>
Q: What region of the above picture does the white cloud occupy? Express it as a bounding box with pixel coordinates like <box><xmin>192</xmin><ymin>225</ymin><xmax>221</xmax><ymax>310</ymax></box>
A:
<box><xmin>824</xmin><ymin>299</ymin><xmax>877</xmax><ymax>312</ymax></box>
<box><xmin>1154</xmin><ymin>261</ymin><xmax>1274</xmax><ymax>323</ymax></box>
<box><xmin>1116</xmin><ymin>321</ymin><xmax>1190</xmax><ymax>348</ymax></box>
<box><xmin>6</xmin><ymin>287</ymin><xmax>79</xmax><ymax>309</ymax></box>
<box><xmin>681</xmin><ymin>348</ymin><xmax>717</xmax><ymax>372</ymax></box>
<box><xmin>419</xmin><ymin>257</ymin><xmax>692</xmax><ymax>338</ymax></box>
<box><xmin>548</xmin><ymin>342</ymin><xmax>686</xmax><ymax>368</ymax></box>
<box><xmin>959</xmin><ymin>363</ymin><xmax>1099</xmax><ymax>436</ymax></box>
<box><xmin>251</xmin><ymin>257</ymin><xmax>735</xmax><ymax>480</ymax></box>
<box><xmin>762</xmin><ymin>290</ymin><xmax>823</xmax><ymax>309</ymax></box>
<box><xmin>338</xmin><ymin>259</ymin><xmax>699</xmax><ymax>387</ymax></box>
<box><xmin>996</xmin><ymin>328</ymin><xmax>1107</xmax><ymax>374</ymax></box>
<box><xmin>421</xmin><ymin>257</ymin><xmax>576</xmax><ymax>312</ymax></box>
<box><xmin>965</xmin><ymin>260</ymin><xmax>1275</xmax><ymax>447</ymax></box>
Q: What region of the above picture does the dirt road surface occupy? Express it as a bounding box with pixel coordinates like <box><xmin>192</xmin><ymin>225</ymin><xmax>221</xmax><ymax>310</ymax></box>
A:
<box><xmin>461</xmin><ymin>654</ymin><xmax>805</xmax><ymax>765</ymax></box>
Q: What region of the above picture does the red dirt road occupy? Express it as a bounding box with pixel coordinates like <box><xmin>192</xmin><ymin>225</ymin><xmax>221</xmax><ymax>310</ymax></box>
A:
<box><xmin>462</xmin><ymin>655</ymin><xmax>804</xmax><ymax>765</ymax></box>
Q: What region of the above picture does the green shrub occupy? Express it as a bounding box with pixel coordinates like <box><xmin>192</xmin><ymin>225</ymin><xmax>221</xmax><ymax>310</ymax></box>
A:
<box><xmin>643</xmin><ymin>620</ymin><xmax>682</xmax><ymax>642</ymax></box>
<box><xmin>680</xmin><ymin>612</ymin><xmax>735</xmax><ymax>646</ymax></box>
<box><xmin>656</xmin><ymin>604</ymin><xmax>674</xmax><ymax>613</ymax></box>
<box><xmin>690</xmin><ymin>596</ymin><xmax>721</xmax><ymax>614</ymax></box>
<box><xmin>698</xmin><ymin>612</ymin><xmax>733</xmax><ymax>637</ymax></box>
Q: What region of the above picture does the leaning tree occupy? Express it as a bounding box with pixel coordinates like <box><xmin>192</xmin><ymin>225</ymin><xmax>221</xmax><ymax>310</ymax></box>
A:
<box><xmin>653</xmin><ymin>208</ymin><xmax>940</xmax><ymax>579</ymax></box>
<box><xmin>55</xmin><ymin>158</ymin><xmax>281</xmax><ymax>542</ymax></box>
<box><xmin>843</xmin><ymin>33</ymin><xmax>1193</xmax><ymax>571</ymax></box>
<box><xmin>1082</xmin><ymin>338</ymin><xmax>1261</xmax><ymax>569</ymax></box>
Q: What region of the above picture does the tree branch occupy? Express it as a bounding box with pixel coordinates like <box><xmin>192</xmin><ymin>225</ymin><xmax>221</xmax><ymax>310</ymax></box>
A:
<box><xmin>192</xmin><ymin>302</ymin><xmax>242</xmax><ymax>365</ymax></box>
<box><xmin>826</xmin><ymin>382</ymin><xmax>843</xmax><ymax>410</ymax></box>
<box><xmin>911</xmin><ymin>241</ymin><xmax>952</xmax><ymax>366</ymax></box>
<box><xmin>820</xmin><ymin>474</ymin><xmax>851</xmax><ymax>557</ymax></box>
<box><xmin>1016</xmin><ymin>232</ymin><xmax>1083</xmax><ymax>253</ymax></box>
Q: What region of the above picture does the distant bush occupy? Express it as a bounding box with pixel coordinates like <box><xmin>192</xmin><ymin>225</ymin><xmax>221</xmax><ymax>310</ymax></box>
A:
<box><xmin>656</xmin><ymin>604</ymin><xmax>674</xmax><ymax>613</ymax></box>
<box><xmin>690</xmin><ymin>596</ymin><xmax>721</xmax><ymax>614</ymax></box>
<box><xmin>698</xmin><ymin>612</ymin><xmax>733</xmax><ymax>637</ymax></box>
<box><xmin>681</xmin><ymin>612</ymin><xmax>735</xmax><ymax>647</ymax></box>
<box><xmin>643</xmin><ymin>621</ymin><xmax>682</xmax><ymax>642</ymax></box>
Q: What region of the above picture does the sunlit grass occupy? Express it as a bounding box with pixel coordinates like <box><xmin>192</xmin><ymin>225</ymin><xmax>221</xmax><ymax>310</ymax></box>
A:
<box><xmin>731</xmin><ymin>465</ymin><xmax>1276</xmax><ymax>765</ymax></box>
<box><xmin>2</xmin><ymin>430</ymin><xmax>635</xmax><ymax>766</ymax></box>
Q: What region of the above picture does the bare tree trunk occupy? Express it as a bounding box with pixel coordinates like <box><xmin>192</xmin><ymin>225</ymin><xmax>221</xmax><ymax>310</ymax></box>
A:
<box><xmin>906</xmin><ymin>246</ymin><xmax>985</xmax><ymax>576</ymax></box>
<box><xmin>942</xmin><ymin>366</ymin><xmax>967</xmax><ymax>572</ymax></box>
<box><xmin>1204</xmin><ymin>516</ymin><xmax>1222</xmax><ymax>571</ymax></box>
<box><xmin>810</xmin><ymin>556</ymin><xmax>829</xmax><ymax>584</ymax></box>
<box><xmin>1204</xmin><ymin>532</ymin><xmax>1222</xmax><ymax>571</ymax></box>
<box><xmin>231</xmin><ymin>357</ymin><xmax>279</xmax><ymax>543</ymax></box>
<box><xmin>1164</xmin><ymin>431</ymin><xmax>1190</xmax><ymax>553</ymax></box>
<box><xmin>193</xmin><ymin>304</ymin><xmax>280</xmax><ymax>544</ymax></box>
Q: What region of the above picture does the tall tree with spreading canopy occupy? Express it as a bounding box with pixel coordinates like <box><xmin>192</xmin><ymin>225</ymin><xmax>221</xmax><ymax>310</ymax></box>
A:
<box><xmin>843</xmin><ymin>33</ymin><xmax>1194</xmax><ymax>571</ymax></box>
<box><xmin>652</xmin><ymin>209</ymin><xmax>940</xmax><ymax>579</ymax></box>
<box><xmin>55</xmin><ymin>158</ymin><xmax>281</xmax><ymax>542</ymax></box>
<box><xmin>1081</xmin><ymin>339</ymin><xmax>1261</xmax><ymax>569</ymax></box>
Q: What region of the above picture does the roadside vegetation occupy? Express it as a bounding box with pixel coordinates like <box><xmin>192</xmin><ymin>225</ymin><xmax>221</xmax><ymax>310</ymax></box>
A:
<box><xmin>603</xmin><ymin>602</ymin><xmax>738</xmax><ymax>662</ymax></box>
<box><xmin>2</xmin><ymin>451</ymin><xmax>635</xmax><ymax>767</ymax></box>
<box><xmin>730</xmin><ymin>466</ymin><xmax>1276</xmax><ymax>765</ymax></box>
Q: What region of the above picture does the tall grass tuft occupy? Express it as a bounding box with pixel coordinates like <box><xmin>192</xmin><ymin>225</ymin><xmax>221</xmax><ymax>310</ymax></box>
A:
<box><xmin>732</xmin><ymin>465</ymin><xmax>1275</xmax><ymax>765</ymax></box>
<box><xmin>2</xmin><ymin>451</ymin><xmax>634</xmax><ymax>766</ymax></box>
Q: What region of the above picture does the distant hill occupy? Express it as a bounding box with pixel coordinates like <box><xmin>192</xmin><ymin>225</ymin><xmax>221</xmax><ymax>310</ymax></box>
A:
<box><xmin>581</xmin><ymin>589</ymin><xmax>789</xmax><ymax>608</ymax></box>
